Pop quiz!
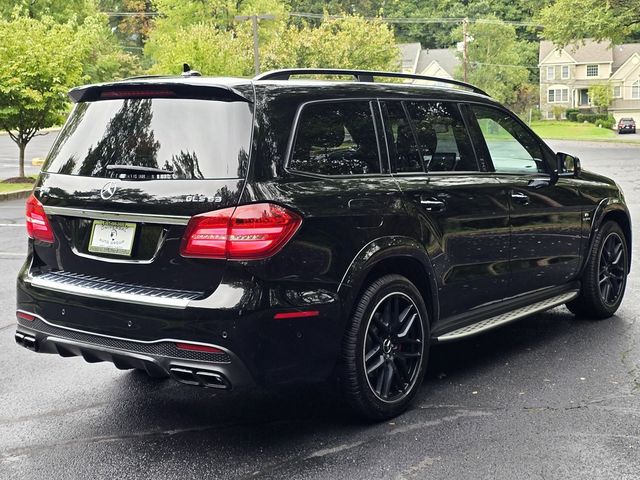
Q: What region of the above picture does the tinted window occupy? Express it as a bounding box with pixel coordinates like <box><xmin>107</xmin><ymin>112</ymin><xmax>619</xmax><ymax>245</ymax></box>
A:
<box><xmin>471</xmin><ymin>105</ymin><xmax>546</xmax><ymax>174</ymax></box>
<box><xmin>44</xmin><ymin>99</ymin><xmax>253</xmax><ymax>179</ymax></box>
<box><xmin>290</xmin><ymin>101</ymin><xmax>381</xmax><ymax>175</ymax></box>
<box><xmin>404</xmin><ymin>101</ymin><xmax>478</xmax><ymax>172</ymax></box>
<box><xmin>382</xmin><ymin>102</ymin><xmax>422</xmax><ymax>173</ymax></box>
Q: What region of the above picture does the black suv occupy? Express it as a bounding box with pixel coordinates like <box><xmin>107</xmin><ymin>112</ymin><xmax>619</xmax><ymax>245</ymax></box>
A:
<box><xmin>16</xmin><ymin>69</ymin><xmax>631</xmax><ymax>419</ymax></box>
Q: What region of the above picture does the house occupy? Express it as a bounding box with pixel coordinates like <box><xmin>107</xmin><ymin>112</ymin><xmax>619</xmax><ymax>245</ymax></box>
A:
<box><xmin>539</xmin><ymin>39</ymin><xmax>640</xmax><ymax>121</ymax></box>
<box><xmin>399</xmin><ymin>44</ymin><xmax>460</xmax><ymax>83</ymax></box>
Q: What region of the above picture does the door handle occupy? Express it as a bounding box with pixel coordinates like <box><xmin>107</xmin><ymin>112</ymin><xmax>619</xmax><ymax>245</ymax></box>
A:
<box><xmin>420</xmin><ymin>197</ymin><xmax>446</xmax><ymax>211</ymax></box>
<box><xmin>510</xmin><ymin>191</ymin><xmax>530</xmax><ymax>205</ymax></box>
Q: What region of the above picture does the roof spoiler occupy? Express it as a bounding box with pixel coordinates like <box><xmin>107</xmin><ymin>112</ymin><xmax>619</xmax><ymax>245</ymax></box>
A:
<box><xmin>69</xmin><ymin>81</ymin><xmax>252</xmax><ymax>103</ymax></box>
<box><xmin>254</xmin><ymin>68</ymin><xmax>489</xmax><ymax>97</ymax></box>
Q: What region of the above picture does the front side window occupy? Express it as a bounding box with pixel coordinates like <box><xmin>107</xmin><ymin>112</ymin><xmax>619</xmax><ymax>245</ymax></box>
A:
<box><xmin>471</xmin><ymin>105</ymin><xmax>546</xmax><ymax>175</ymax></box>
<box><xmin>561</xmin><ymin>65</ymin><xmax>570</xmax><ymax>79</ymax></box>
<box><xmin>404</xmin><ymin>101</ymin><xmax>478</xmax><ymax>172</ymax></box>
<box><xmin>632</xmin><ymin>80</ymin><xmax>640</xmax><ymax>99</ymax></box>
<box><xmin>614</xmin><ymin>85</ymin><xmax>622</xmax><ymax>98</ymax></box>
<box><xmin>586</xmin><ymin>64</ymin><xmax>599</xmax><ymax>77</ymax></box>
<box><xmin>289</xmin><ymin>101</ymin><xmax>381</xmax><ymax>176</ymax></box>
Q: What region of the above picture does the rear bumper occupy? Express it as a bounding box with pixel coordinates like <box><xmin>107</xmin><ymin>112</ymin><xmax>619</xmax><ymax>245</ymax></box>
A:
<box><xmin>15</xmin><ymin>311</ymin><xmax>254</xmax><ymax>390</ymax></box>
<box><xmin>16</xmin><ymin>260</ymin><xmax>345</xmax><ymax>388</ymax></box>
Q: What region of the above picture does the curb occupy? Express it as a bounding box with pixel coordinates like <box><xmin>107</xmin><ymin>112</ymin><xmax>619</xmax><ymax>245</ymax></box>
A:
<box><xmin>0</xmin><ymin>189</ymin><xmax>32</xmax><ymax>202</ymax></box>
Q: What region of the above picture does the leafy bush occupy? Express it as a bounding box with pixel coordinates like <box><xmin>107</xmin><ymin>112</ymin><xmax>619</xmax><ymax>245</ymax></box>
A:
<box><xmin>596</xmin><ymin>115</ymin><xmax>616</xmax><ymax>129</ymax></box>
<box><xmin>576</xmin><ymin>113</ymin><xmax>611</xmax><ymax>124</ymax></box>
<box><xmin>551</xmin><ymin>105</ymin><xmax>565</xmax><ymax>120</ymax></box>
<box><xmin>565</xmin><ymin>108</ymin><xmax>580</xmax><ymax>121</ymax></box>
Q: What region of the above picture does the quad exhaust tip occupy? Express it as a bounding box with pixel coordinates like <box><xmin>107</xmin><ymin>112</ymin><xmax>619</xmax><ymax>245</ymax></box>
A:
<box><xmin>15</xmin><ymin>332</ymin><xmax>37</xmax><ymax>351</ymax></box>
<box><xmin>170</xmin><ymin>367</ymin><xmax>231</xmax><ymax>390</ymax></box>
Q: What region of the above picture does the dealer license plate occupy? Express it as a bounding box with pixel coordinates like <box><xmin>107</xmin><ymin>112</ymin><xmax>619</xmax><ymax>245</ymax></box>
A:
<box><xmin>88</xmin><ymin>220</ymin><xmax>136</xmax><ymax>256</ymax></box>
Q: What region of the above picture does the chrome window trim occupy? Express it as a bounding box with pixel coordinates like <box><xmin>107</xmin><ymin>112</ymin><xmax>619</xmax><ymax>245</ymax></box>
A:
<box><xmin>43</xmin><ymin>205</ymin><xmax>190</xmax><ymax>226</ymax></box>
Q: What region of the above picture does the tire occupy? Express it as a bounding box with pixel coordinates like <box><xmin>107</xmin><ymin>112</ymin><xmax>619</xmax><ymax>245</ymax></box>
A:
<box><xmin>566</xmin><ymin>221</ymin><xmax>628</xmax><ymax>319</ymax></box>
<box><xmin>339</xmin><ymin>274</ymin><xmax>429</xmax><ymax>420</ymax></box>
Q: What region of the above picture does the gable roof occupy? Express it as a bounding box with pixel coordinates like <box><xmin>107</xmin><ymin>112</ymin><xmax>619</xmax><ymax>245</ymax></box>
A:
<box><xmin>398</xmin><ymin>42</ymin><xmax>421</xmax><ymax>71</ymax></box>
<box><xmin>539</xmin><ymin>39</ymin><xmax>613</xmax><ymax>64</ymax></box>
<box><xmin>416</xmin><ymin>48</ymin><xmax>459</xmax><ymax>77</ymax></box>
<box><xmin>613</xmin><ymin>43</ymin><xmax>640</xmax><ymax>69</ymax></box>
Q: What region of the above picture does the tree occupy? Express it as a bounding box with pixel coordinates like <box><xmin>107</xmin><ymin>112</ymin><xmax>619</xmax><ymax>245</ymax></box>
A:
<box><xmin>538</xmin><ymin>0</ymin><xmax>640</xmax><ymax>45</ymax></box>
<box><xmin>0</xmin><ymin>0</ymin><xmax>97</xmax><ymax>22</ymax></box>
<box><xmin>588</xmin><ymin>84</ymin><xmax>613</xmax><ymax>113</ymax></box>
<box><xmin>453</xmin><ymin>19</ymin><xmax>532</xmax><ymax>108</ymax></box>
<box><xmin>263</xmin><ymin>15</ymin><xmax>399</xmax><ymax>71</ymax></box>
<box><xmin>0</xmin><ymin>15</ymin><xmax>85</xmax><ymax>177</ymax></box>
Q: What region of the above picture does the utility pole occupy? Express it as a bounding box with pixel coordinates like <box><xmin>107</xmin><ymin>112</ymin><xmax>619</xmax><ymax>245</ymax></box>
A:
<box><xmin>462</xmin><ymin>18</ymin><xmax>469</xmax><ymax>83</ymax></box>
<box><xmin>234</xmin><ymin>14</ymin><xmax>275</xmax><ymax>75</ymax></box>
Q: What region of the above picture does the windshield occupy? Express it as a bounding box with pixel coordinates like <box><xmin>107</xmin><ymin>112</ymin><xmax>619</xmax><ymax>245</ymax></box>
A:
<box><xmin>44</xmin><ymin>98</ymin><xmax>253</xmax><ymax>179</ymax></box>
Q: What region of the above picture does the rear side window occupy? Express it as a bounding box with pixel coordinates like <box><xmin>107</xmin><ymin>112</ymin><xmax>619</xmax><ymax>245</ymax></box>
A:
<box><xmin>404</xmin><ymin>101</ymin><xmax>478</xmax><ymax>172</ymax></box>
<box><xmin>44</xmin><ymin>99</ymin><xmax>253</xmax><ymax>179</ymax></box>
<box><xmin>289</xmin><ymin>101</ymin><xmax>381</xmax><ymax>176</ymax></box>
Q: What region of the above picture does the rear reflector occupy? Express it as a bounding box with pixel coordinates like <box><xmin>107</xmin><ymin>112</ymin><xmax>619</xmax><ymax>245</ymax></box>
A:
<box><xmin>273</xmin><ymin>310</ymin><xmax>320</xmax><ymax>320</ymax></box>
<box><xmin>180</xmin><ymin>203</ymin><xmax>302</xmax><ymax>260</ymax></box>
<box><xmin>16</xmin><ymin>311</ymin><xmax>35</xmax><ymax>321</ymax></box>
<box><xmin>175</xmin><ymin>342</ymin><xmax>224</xmax><ymax>354</ymax></box>
<box><xmin>26</xmin><ymin>194</ymin><xmax>54</xmax><ymax>243</ymax></box>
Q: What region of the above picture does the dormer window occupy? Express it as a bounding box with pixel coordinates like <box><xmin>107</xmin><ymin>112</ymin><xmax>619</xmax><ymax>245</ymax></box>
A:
<box><xmin>586</xmin><ymin>65</ymin><xmax>599</xmax><ymax>77</ymax></box>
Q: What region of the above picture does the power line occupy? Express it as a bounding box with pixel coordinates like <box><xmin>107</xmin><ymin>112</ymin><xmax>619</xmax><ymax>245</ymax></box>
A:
<box><xmin>101</xmin><ymin>10</ymin><xmax>544</xmax><ymax>28</ymax></box>
<box><xmin>288</xmin><ymin>12</ymin><xmax>544</xmax><ymax>28</ymax></box>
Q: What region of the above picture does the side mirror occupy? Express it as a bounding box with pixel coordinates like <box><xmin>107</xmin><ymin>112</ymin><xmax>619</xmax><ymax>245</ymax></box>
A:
<box><xmin>556</xmin><ymin>152</ymin><xmax>581</xmax><ymax>177</ymax></box>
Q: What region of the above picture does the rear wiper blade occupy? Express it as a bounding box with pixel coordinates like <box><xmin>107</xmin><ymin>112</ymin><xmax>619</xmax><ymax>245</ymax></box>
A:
<box><xmin>105</xmin><ymin>165</ymin><xmax>174</xmax><ymax>175</ymax></box>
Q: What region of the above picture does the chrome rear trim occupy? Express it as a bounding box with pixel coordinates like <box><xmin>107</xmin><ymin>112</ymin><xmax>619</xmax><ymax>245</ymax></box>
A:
<box><xmin>25</xmin><ymin>271</ymin><xmax>203</xmax><ymax>309</ymax></box>
<box><xmin>436</xmin><ymin>290</ymin><xmax>579</xmax><ymax>342</ymax></box>
<box><xmin>43</xmin><ymin>205</ymin><xmax>190</xmax><ymax>225</ymax></box>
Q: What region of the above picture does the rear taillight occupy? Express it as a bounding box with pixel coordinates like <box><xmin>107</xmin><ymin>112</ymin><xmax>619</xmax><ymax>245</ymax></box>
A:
<box><xmin>180</xmin><ymin>203</ymin><xmax>302</xmax><ymax>260</ymax></box>
<box><xmin>25</xmin><ymin>194</ymin><xmax>54</xmax><ymax>243</ymax></box>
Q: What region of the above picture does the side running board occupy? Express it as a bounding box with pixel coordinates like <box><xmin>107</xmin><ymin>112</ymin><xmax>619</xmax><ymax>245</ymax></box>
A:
<box><xmin>436</xmin><ymin>291</ymin><xmax>579</xmax><ymax>342</ymax></box>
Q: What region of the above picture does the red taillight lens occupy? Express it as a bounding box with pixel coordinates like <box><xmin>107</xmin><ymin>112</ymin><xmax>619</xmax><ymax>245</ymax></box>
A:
<box><xmin>25</xmin><ymin>194</ymin><xmax>54</xmax><ymax>243</ymax></box>
<box><xmin>180</xmin><ymin>203</ymin><xmax>302</xmax><ymax>260</ymax></box>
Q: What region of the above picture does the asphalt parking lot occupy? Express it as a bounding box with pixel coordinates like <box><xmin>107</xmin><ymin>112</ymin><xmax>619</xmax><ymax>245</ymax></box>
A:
<box><xmin>0</xmin><ymin>139</ymin><xmax>639</xmax><ymax>479</ymax></box>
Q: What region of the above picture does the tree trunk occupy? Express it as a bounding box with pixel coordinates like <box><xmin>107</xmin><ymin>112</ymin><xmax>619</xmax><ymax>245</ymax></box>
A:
<box><xmin>18</xmin><ymin>143</ymin><xmax>25</xmax><ymax>179</ymax></box>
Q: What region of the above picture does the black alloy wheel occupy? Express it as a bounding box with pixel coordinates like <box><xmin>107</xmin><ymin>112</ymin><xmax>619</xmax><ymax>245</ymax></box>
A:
<box><xmin>363</xmin><ymin>292</ymin><xmax>424</xmax><ymax>402</ymax></box>
<box><xmin>598</xmin><ymin>232</ymin><xmax>626</xmax><ymax>306</ymax></box>
<box><xmin>340</xmin><ymin>274</ymin><xmax>429</xmax><ymax>420</ymax></box>
<box><xmin>566</xmin><ymin>221</ymin><xmax>628</xmax><ymax>319</ymax></box>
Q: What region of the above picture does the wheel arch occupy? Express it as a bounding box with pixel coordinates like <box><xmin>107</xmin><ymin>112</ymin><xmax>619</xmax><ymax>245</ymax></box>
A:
<box><xmin>587</xmin><ymin>202</ymin><xmax>632</xmax><ymax>273</ymax></box>
<box><xmin>338</xmin><ymin>237</ymin><xmax>440</xmax><ymax>326</ymax></box>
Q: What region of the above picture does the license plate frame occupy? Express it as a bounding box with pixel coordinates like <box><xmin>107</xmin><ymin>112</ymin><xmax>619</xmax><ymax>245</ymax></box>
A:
<box><xmin>88</xmin><ymin>220</ymin><xmax>137</xmax><ymax>257</ymax></box>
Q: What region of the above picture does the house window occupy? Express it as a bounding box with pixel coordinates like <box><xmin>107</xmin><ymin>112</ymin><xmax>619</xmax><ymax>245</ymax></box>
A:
<box><xmin>561</xmin><ymin>65</ymin><xmax>569</xmax><ymax>79</ymax></box>
<box><xmin>546</xmin><ymin>66</ymin><xmax>555</xmax><ymax>80</ymax></box>
<box><xmin>586</xmin><ymin>64</ymin><xmax>599</xmax><ymax>77</ymax></box>
<box><xmin>633</xmin><ymin>80</ymin><xmax>640</xmax><ymax>99</ymax></box>
<box><xmin>547</xmin><ymin>111</ymin><xmax>555</xmax><ymax>120</ymax></box>
<box><xmin>548</xmin><ymin>88</ymin><xmax>569</xmax><ymax>103</ymax></box>
<box><xmin>613</xmin><ymin>86</ymin><xmax>622</xmax><ymax>98</ymax></box>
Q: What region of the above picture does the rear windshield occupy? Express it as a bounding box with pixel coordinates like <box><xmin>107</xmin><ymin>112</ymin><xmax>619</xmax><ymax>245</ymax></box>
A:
<box><xmin>44</xmin><ymin>98</ymin><xmax>253</xmax><ymax>179</ymax></box>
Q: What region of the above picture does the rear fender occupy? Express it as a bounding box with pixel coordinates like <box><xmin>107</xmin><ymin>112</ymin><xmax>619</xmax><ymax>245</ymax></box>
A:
<box><xmin>337</xmin><ymin>236</ymin><xmax>440</xmax><ymax>324</ymax></box>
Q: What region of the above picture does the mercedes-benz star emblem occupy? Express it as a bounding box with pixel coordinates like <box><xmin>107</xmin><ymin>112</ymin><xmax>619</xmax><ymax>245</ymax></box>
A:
<box><xmin>100</xmin><ymin>182</ymin><xmax>117</xmax><ymax>200</ymax></box>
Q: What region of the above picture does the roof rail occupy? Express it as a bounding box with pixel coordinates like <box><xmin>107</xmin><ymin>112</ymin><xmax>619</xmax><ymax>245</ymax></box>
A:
<box><xmin>254</xmin><ymin>68</ymin><xmax>489</xmax><ymax>97</ymax></box>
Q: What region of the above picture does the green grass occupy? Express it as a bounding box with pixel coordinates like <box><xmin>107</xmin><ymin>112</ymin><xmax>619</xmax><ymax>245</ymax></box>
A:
<box><xmin>0</xmin><ymin>183</ymin><xmax>33</xmax><ymax>194</ymax></box>
<box><xmin>530</xmin><ymin>120</ymin><xmax>617</xmax><ymax>141</ymax></box>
